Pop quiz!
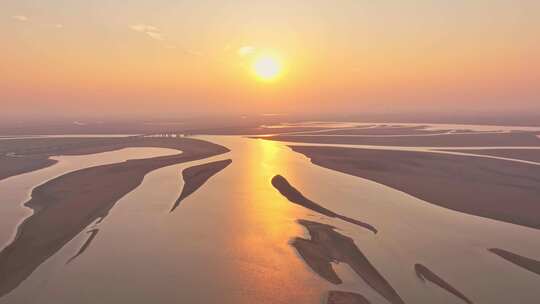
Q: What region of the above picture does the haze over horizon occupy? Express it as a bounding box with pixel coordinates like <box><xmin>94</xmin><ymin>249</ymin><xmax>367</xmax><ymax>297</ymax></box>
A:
<box><xmin>2</xmin><ymin>0</ymin><xmax>539</xmax><ymax>122</ymax></box>
<box><xmin>3</xmin><ymin>2</ymin><xmax>540</xmax><ymax>304</ymax></box>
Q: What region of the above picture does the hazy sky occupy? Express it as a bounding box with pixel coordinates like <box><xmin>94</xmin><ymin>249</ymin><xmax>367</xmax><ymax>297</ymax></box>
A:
<box><xmin>2</xmin><ymin>0</ymin><xmax>539</xmax><ymax>120</ymax></box>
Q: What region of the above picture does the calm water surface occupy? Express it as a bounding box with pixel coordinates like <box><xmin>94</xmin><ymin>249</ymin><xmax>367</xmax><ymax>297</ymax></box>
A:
<box><xmin>1</xmin><ymin>136</ymin><xmax>539</xmax><ymax>303</ymax></box>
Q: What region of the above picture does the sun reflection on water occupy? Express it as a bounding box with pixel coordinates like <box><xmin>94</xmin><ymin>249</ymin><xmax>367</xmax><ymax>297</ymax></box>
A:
<box><xmin>223</xmin><ymin>138</ymin><xmax>324</xmax><ymax>302</ymax></box>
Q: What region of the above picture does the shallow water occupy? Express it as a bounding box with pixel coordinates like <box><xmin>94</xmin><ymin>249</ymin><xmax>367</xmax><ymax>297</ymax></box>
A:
<box><xmin>1</xmin><ymin>136</ymin><xmax>540</xmax><ymax>303</ymax></box>
<box><xmin>0</xmin><ymin>147</ymin><xmax>180</xmax><ymax>249</ymax></box>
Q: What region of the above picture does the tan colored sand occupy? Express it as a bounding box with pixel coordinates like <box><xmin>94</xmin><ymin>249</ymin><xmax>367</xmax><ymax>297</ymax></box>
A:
<box><xmin>0</xmin><ymin>137</ymin><xmax>229</xmax><ymax>297</ymax></box>
<box><xmin>291</xmin><ymin>146</ymin><xmax>540</xmax><ymax>230</ymax></box>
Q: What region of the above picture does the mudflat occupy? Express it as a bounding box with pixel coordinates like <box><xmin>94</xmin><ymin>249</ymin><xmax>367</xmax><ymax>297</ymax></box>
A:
<box><xmin>290</xmin><ymin>146</ymin><xmax>540</xmax><ymax>229</ymax></box>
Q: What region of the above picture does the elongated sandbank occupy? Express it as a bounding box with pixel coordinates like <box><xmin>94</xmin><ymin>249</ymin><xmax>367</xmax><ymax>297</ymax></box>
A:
<box><xmin>291</xmin><ymin>125</ymin><xmax>449</xmax><ymax>136</ymax></box>
<box><xmin>171</xmin><ymin>159</ymin><xmax>232</xmax><ymax>212</ymax></box>
<box><xmin>271</xmin><ymin>175</ymin><xmax>377</xmax><ymax>233</ymax></box>
<box><xmin>415</xmin><ymin>264</ymin><xmax>473</xmax><ymax>304</ymax></box>
<box><xmin>442</xmin><ymin>149</ymin><xmax>540</xmax><ymax>163</ymax></box>
<box><xmin>489</xmin><ymin>248</ymin><xmax>540</xmax><ymax>276</ymax></box>
<box><xmin>264</xmin><ymin>132</ymin><xmax>540</xmax><ymax>147</ymax></box>
<box><xmin>0</xmin><ymin>156</ymin><xmax>56</xmax><ymax>181</ymax></box>
<box><xmin>327</xmin><ymin>291</ymin><xmax>371</xmax><ymax>304</ymax></box>
<box><xmin>292</xmin><ymin>220</ymin><xmax>404</xmax><ymax>304</ymax></box>
<box><xmin>0</xmin><ymin>138</ymin><xmax>229</xmax><ymax>297</ymax></box>
<box><xmin>290</xmin><ymin>146</ymin><xmax>540</xmax><ymax>230</ymax></box>
<box><xmin>0</xmin><ymin>136</ymin><xmax>213</xmax><ymax>181</ymax></box>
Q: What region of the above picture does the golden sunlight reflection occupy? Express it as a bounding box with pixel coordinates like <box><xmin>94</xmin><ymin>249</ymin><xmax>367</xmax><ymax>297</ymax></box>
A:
<box><xmin>244</xmin><ymin>139</ymin><xmax>298</xmax><ymax>238</ymax></box>
<box><xmin>223</xmin><ymin>138</ymin><xmax>323</xmax><ymax>301</ymax></box>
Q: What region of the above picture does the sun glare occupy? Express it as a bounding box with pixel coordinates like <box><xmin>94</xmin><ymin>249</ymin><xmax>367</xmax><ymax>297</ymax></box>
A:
<box><xmin>252</xmin><ymin>56</ymin><xmax>282</xmax><ymax>81</ymax></box>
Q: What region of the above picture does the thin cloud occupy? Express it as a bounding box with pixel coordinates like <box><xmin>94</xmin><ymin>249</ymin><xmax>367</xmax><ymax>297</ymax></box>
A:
<box><xmin>238</xmin><ymin>46</ymin><xmax>256</xmax><ymax>56</ymax></box>
<box><xmin>130</xmin><ymin>24</ymin><xmax>164</xmax><ymax>41</ymax></box>
<box><xmin>130</xmin><ymin>24</ymin><xmax>201</xmax><ymax>56</ymax></box>
<box><xmin>12</xmin><ymin>15</ymin><xmax>28</xmax><ymax>22</ymax></box>
<box><xmin>55</xmin><ymin>24</ymin><xmax>63</xmax><ymax>29</ymax></box>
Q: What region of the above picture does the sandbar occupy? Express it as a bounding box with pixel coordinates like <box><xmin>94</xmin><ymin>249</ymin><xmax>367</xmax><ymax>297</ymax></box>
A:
<box><xmin>291</xmin><ymin>146</ymin><xmax>540</xmax><ymax>230</ymax></box>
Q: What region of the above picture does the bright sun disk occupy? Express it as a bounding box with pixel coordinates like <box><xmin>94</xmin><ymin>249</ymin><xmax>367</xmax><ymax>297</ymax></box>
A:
<box><xmin>252</xmin><ymin>56</ymin><xmax>282</xmax><ymax>81</ymax></box>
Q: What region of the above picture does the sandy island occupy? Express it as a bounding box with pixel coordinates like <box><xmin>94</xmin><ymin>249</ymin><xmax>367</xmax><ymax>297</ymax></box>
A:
<box><xmin>0</xmin><ymin>136</ymin><xmax>219</xmax><ymax>181</ymax></box>
<box><xmin>290</xmin><ymin>146</ymin><xmax>540</xmax><ymax>230</ymax></box>
<box><xmin>171</xmin><ymin>159</ymin><xmax>232</xmax><ymax>212</ymax></box>
<box><xmin>415</xmin><ymin>264</ymin><xmax>473</xmax><ymax>304</ymax></box>
<box><xmin>442</xmin><ymin>149</ymin><xmax>540</xmax><ymax>163</ymax></box>
<box><xmin>327</xmin><ymin>291</ymin><xmax>371</xmax><ymax>304</ymax></box>
<box><xmin>264</xmin><ymin>132</ymin><xmax>540</xmax><ymax>147</ymax></box>
<box><xmin>271</xmin><ymin>175</ymin><xmax>377</xmax><ymax>233</ymax></box>
<box><xmin>292</xmin><ymin>220</ymin><xmax>404</xmax><ymax>304</ymax></box>
<box><xmin>489</xmin><ymin>248</ymin><xmax>540</xmax><ymax>276</ymax></box>
<box><xmin>0</xmin><ymin>137</ymin><xmax>229</xmax><ymax>297</ymax></box>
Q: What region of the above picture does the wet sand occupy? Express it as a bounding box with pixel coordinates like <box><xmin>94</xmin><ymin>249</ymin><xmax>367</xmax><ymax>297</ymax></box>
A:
<box><xmin>327</xmin><ymin>291</ymin><xmax>371</xmax><ymax>304</ymax></box>
<box><xmin>291</xmin><ymin>146</ymin><xmax>540</xmax><ymax>229</ymax></box>
<box><xmin>0</xmin><ymin>138</ymin><xmax>229</xmax><ymax>297</ymax></box>
<box><xmin>414</xmin><ymin>264</ymin><xmax>473</xmax><ymax>304</ymax></box>
<box><xmin>489</xmin><ymin>249</ymin><xmax>540</xmax><ymax>276</ymax></box>
<box><xmin>271</xmin><ymin>175</ymin><xmax>377</xmax><ymax>233</ymax></box>
<box><xmin>265</xmin><ymin>132</ymin><xmax>540</xmax><ymax>147</ymax></box>
<box><xmin>292</xmin><ymin>220</ymin><xmax>405</xmax><ymax>304</ymax></box>
<box><xmin>0</xmin><ymin>136</ymin><xmax>216</xmax><ymax>181</ymax></box>
<box><xmin>171</xmin><ymin>159</ymin><xmax>232</xmax><ymax>212</ymax></box>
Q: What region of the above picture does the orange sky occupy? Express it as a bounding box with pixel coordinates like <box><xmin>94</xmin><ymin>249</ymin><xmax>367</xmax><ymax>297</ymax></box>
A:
<box><xmin>2</xmin><ymin>0</ymin><xmax>539</xmax><ymax>120</ymax></box>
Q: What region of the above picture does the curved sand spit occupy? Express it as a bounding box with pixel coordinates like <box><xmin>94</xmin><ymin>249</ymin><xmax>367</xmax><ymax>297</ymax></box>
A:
<box><xmin>170</xmin><ymin>159</ymin><xmax>232</xmax><ymax>212</ymax></box>
<box><xmin>0</xmin><ymin>136</ymin><xmax>215</xmax><ymax>181</ymax></box>
<box><xmin>415</xmin><ymin>264</ymin><xmax>473</xmax><ymax>304</ymax></box>
<box><xmin>271</xmin><ymin>175</ymin><xmax>377</xmax><ymax>233</ymax></box>
<box><xmin>489</xmin><ymin>248</ymin><xmax>540</xmax><ymax>276</ymax></box>
<box><xmin>0</xmin><ymin>138</ymin><xmax>229</xmax><ymax>298</ymax></box>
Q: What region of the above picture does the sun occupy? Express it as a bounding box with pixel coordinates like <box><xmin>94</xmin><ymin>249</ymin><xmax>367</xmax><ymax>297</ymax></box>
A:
<box><xmin>252</xmin><ymin>55</ymin><xmax>282</xmax><ymax>81</ymax></box>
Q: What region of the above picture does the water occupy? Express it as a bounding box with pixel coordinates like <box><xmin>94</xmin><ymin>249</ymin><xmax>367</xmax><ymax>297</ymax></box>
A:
<box><xmin>1</xmin><ymin>136</ymin><xmax>539</xmax><ymax>303</ymax></box>
<box><xmin>0</xmin><ymin>147</ymin><xmax>179</xmax><ymax>248</ymax></box>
